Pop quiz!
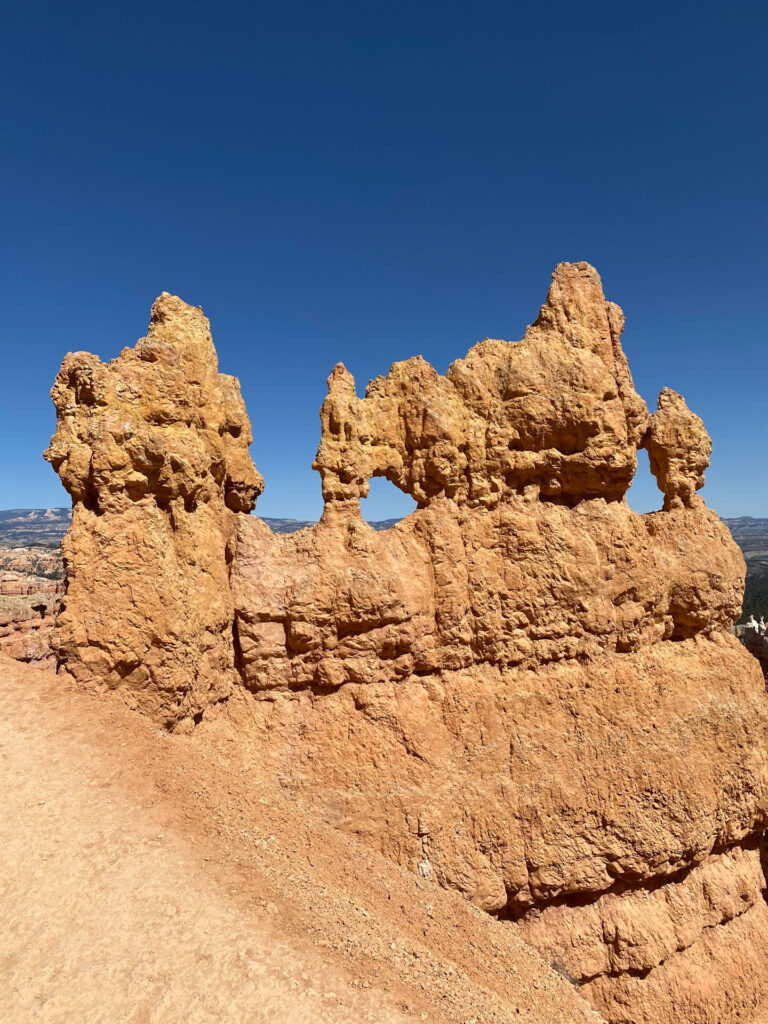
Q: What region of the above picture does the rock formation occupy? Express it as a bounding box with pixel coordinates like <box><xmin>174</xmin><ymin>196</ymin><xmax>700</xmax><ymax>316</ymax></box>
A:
<box><xmin>0</xmin><ymin>564</ymin><xmax>63</xmax><ymax>667</ymax></box>
<box><xmin>0</xmin><ymin>614</ymin><xmax>58</xmax><ymax>667</ymax></box>
<box><xmin>44</xmin><ymin>293</ymin><xmax>263</xmax><ymax>721</ymax></box>
<box><xmin>46</xmin><ymin>263</ymin><xmax>768</xmax><ymax>1024</ymax></box>
<box><xmin>645</xmin><ymin>387</ymin><xmax>711</xmax><ymax>510</ymax></box>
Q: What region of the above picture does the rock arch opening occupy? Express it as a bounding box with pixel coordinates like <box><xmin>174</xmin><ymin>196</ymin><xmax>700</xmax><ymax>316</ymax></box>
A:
<box><xmin>359</xmin><ymin>475</ymin><xmax>417</xmax><ymax>527</ymax></box>
<box><xmin>627</xmin><ymin>446</ymin><xmax>663</xmax><ymax>514</ymax></box>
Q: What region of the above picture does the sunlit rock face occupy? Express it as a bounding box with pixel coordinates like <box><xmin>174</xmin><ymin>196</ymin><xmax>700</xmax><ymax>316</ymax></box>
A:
<box><xmin>45</xmin><ymin>293</ymin><xmax>263</xmax><ymax>721</ymax></box>
<box><xmin>47</xmin><ymin>264</ymin><xmax>768</xmax><ymax>1024</ymax></box>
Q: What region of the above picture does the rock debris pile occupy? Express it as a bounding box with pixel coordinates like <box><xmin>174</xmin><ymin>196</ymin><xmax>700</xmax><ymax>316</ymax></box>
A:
<box><xmin>45</xmin><ymin>263</ymin><xmax>768</xmax><ymax>1024</ymax></box>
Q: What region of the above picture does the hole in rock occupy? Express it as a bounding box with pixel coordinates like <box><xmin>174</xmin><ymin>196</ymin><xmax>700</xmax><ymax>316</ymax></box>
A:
<box><xmin>360</xmin><ymin>476</ymin><xmax>417</xmax><ymax>530</ymax></box>
<box><xmin>626</xmin><ymin>447</ymin><xmax>662</xmax><ymax>514</ymax></box>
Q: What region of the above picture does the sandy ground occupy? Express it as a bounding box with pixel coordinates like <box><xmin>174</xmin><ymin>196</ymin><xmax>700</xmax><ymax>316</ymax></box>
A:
<box><xmin>0</xmin><ymin>655</ymin><xmax>601</xmax><ymax>1024</ymax></box>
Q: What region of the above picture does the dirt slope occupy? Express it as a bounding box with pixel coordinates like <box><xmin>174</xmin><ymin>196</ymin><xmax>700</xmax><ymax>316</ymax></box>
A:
<box><xmin>0</xmin><ymin>655</ymin><xmax>600</xmax><ymax>1024</ymax></box>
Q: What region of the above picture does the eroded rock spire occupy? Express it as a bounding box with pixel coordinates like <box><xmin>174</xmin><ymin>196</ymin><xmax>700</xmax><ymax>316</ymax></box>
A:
<box><xmin>45</xmin><ymin>293</ymin><xmax>262</xmax><ymax>722</ymax></box>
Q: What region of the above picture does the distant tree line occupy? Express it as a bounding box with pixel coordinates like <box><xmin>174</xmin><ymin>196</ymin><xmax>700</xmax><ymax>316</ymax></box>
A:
<box><xmin>739</xmin><ymin>574</ymin><xmax>768</xmax><ymax>623</ymax></box>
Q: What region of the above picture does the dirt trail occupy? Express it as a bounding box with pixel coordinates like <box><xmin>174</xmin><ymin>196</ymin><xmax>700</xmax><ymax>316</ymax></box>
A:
<box><xmin>0</xmin><ymin>656</ymin><xmax>601</xmax><ymax>1024</ymax></box>
<box><xmin>0</xmin><ymin>662</ymin><xmax>410</xmax><ymax>1024</ymax></box>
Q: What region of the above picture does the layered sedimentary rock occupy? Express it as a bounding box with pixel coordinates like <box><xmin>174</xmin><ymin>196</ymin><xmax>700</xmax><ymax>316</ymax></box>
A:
<box><xmin>47</xmin><ymin>264</ymin><xmax>768</xmax><ymax>1024</ymax></box>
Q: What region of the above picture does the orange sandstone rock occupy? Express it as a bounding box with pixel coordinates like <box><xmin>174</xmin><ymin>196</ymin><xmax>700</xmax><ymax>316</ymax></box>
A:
<box><xmin>314</xmin><ymin>263</ymin><xmax>649</xmax><ymax>509</ymax></box>
<box><xmin>46</xmin><ymin>264</ymin><xmax>768</xmax><ymax>1024</ymax></box>
<box><xmin>44</xmin><ymin>293</ymin><xmax>262</xmax><ymax>722</ymax></box>
<box><xmin>645</xmin><ymin>386</ymin><xmax>712</xmax><ymax>510</ymax></box>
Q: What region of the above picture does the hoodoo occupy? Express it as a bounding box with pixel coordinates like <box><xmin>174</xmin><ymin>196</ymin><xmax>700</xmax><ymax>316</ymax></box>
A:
<box><xmin>45</xmin><ymin>293</ymin><xmax>263</xmax><ymax>720</ymax></box>
<box><xmin>46</xmin><ymin>264</ymin><xmax>768</xmax><ymax>1024</ymax></box>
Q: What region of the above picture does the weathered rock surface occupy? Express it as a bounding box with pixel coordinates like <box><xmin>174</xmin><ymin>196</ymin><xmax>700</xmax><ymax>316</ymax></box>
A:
<box><xmin>517</xmin><ymin>840</ymin><xmax>768</xmax><ymax>1024</ymax></box>
<box><xmin>0</xmin><ymin>563</ymin><xmax>63</xmax><ymax>667</ymax></box>
<box><xmin>645</xmin><ymin>387</ymin><xmax>711</xmax><ymax>511</ymax></box>
<box><xmin>45</xmin><ymin>293</ymin><xmax>263</xmax><ymax>721</ymax></box>
<box><xmin>314</xmin><ymin>262</ymin><xmax>648</xmax><ymax>509</ymax></box>
<box><xmin>0</xmin><ymin>616</ymin><xmax>57</xmax><ymax>667</ymax></box>
<box><xmin>46</xmin><ymin>263</ymin><xmax>768</xmax><ymax>1024</ymax></box>
<box><xmin>0</xmin><ymin>573</ymin><xmax>60</xmax><ymax>601</ymax></box>
<box><xmin>1</xmin><ymin>654</ymin><xmax>604</xmax><ymax>1024</ymax></box>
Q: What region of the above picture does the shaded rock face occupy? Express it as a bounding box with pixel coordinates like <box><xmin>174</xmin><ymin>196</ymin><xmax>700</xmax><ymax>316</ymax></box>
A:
<box><xmin>47</xmin><ymin>263</ymin><xmax>768</xmax><ymax>1024</ymax></box>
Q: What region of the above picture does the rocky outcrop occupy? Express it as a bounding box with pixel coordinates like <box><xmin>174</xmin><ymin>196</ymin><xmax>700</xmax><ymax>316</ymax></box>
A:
<box><xmin>0</xmin><ymin>616</ymin><xmax>58</xmax><ymax>666</ymax></box>
<box><xmin>314</xmin><ymin>263</ymin><xmax>648</xmax><ymax>509</ymax></box>
<box><xmin>0</xmin><ymin>568</ymin><xmax>63</xmax><ymax>667</ymax></box>
<box><xmin>44</xmin><ymin>293</ymin><xmax>263</xmax><ymax>721</ymax></box>
<box><xmin>0</xmin><ymin>574</ymin><xmax>61</xmax><ymax>600</ymax></box>
<box><xmin>46</xmin><ymin>263</ymin><xmax>768</xmax><ymax>1024</ymax></box>
<box><xmin>645</xmin><ymin>387</ymin><xmax>711</xmax><ymax>511</ymax></box>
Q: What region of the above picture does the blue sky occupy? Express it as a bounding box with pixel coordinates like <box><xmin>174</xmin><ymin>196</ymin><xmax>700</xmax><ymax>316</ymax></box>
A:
<box><xmin>1</xmin><ymin>0</ymin><xmax>765</xmax><ymax>520</ymax></box>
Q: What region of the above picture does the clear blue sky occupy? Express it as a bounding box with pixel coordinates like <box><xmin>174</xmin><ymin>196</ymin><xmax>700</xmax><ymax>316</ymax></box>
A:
<box><xmin>1</xmin><ymin>0</ymin><xmax>766</xmax><ymax>520</ymax></box>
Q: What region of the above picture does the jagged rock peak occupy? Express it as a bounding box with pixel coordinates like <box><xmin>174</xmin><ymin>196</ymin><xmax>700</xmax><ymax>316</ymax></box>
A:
<box><xmin>315</xmin><ymin>260</ymin><xmax>654</xmax><ymax>509</ymax></box>
<box><xmin>531</xmin><ymin>260</ymin><xmax>617</xmax><ymax>355</ymax></box>
<box><xmin>45</xmin><ymin>293</ymin><xmax>263</xmax><ymax>515</ymax></box>
<box><xmin>149</xmin><ymin>290</ymin><xmax>207</xmax><ymax>330</ymax></box>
